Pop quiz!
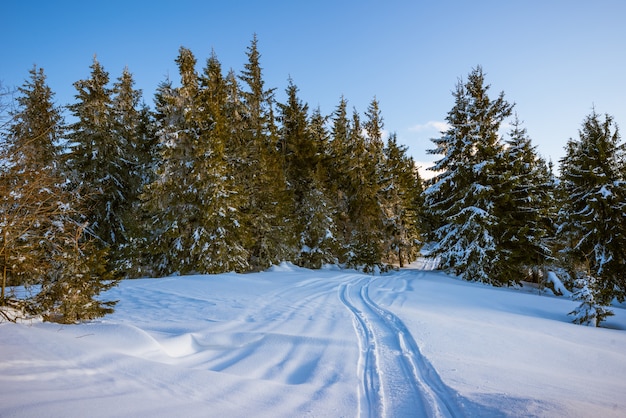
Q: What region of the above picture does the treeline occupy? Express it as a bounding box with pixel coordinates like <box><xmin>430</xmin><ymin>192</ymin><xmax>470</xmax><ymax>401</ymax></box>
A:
<box><xmin>1</xmin><ymin>37</ymin><xmax>625</xmax><ymax>326</ymax></box>
<box><xmin>423</xmin><ymin>66</ymin><xmax>626</xmax><ymax>326</ymax></box>
<box><xmin>1</xmin><ymin>37</ymin><xmax>422</xmax><ymax>322</ymax></box>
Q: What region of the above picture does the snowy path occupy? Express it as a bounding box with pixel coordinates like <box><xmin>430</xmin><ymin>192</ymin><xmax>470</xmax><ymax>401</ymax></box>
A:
<box><xmin>2</xmin><ymin>264</ymin><xmax>626</xmax><ymax>417</ymax></box>
<box><xmin>340</xmin><ymin>275</ymin><xmax>463</xmax><ymax>418</ymax></box>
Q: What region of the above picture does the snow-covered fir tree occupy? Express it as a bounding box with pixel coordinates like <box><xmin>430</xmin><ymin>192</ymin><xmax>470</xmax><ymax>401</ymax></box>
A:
<box><xmin>238</xmin><ymin>35</ymin><xmax>291</xmax><ymax>269</ymax></box>
<box><xmin>143</xmin><ymin>47</ymin><xmax>247</xmax><ymax>275</ymax></box>
<box><xmin>1</xmin><ymin>66</ymin><xmax>117</xmax><ymax>322</ymax></box>
<box><xmin>558</xmin><ymin>111</ymin><xmax>626</xmax><ymax>312</ymax></box>
<box><xmin>277</xmin><ymin>80</ymin><xmax>335</xmax><ymax>268</ymax></box>
<box><xmin>381</xmin><ymin>133</ymin><xmax>423</xmax><ymax>267</ymax></box>
<box><xmin>195</xmin><ymin>51</ymin><xmax>249</xmax><ymax>272</ymax></box>
<box><xmin>143</xmin><ymin>47</ymin><xmax>203</xmax><ymax>275</ymax></box>
<box><xmin>109</xmin><ymin>67</ymin><xmax>155</xmax><ymax>272</ymax></box>
<box><xmin>423</xmin><ymin>66</ymin><xmax>513</xmax><ymax>283</ymax></box>
<box><xmin>345</xmin><ymin>106</ymin><xmax>386</xmax><ymax>271</ymax></box>
<box><xmin>569</xmin><ymin>274</ymin><xmax>614</xmax><ymax>327</ymax></box>
<box><xmin>493</xmin><ymin>115</ymin><xmax>553</xmax><ymax>284</ymax></box>
<box><xmin>1</xmin><ymin>66</ymin><xmax>66</xmax><ymax>295</ymax></box>
<box><xmin>305</xmin><ymin>107</ymin><xmax>340</xmax><ymax>267</ymax></box>
<box><xmin>326</xmin><ymin>96</ymin><xmax>352</xmax><ymax>263</ymax></box>
<box><xmin>65</xmin><ymin>57</ymin><xmax>137</xmax><ymax>257</ymax></box>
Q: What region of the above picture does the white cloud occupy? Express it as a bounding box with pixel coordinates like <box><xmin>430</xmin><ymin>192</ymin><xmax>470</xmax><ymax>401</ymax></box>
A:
<box><xmin>414</xmin><ymin>160</ymin><xmax>439</xmax><ymax>180</ymax></box>
<box><xmin>409</xmin><ymin>121</ymin><xmax>450</xmax><ymax>133</ymax></box>
<box><xmin>361</xmin><ymin>128</ymin><xmax>390</xmax><ymax>140</ymax></box>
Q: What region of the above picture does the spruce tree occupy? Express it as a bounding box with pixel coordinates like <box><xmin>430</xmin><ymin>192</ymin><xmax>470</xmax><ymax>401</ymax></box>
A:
<box><xmin>321</xmin><ymin>101</ymin><xmax>388</xmax><ymax>272</ymax></box>
<box><xmin>121</xmin><ymin>100</ymin><xmax>157</xmax><ymax>277</ymax></box>
<box><xmin>109</xmin><ymin>67</ymin><xmax>153</xmax><ymax>273</ymax></box>
<box><xmin>381</xmin><ymin>133</ymin><xmax>423</xmax><ymax>267</ymax></box>
<box><xmin>1</xmin><ymin>66</ymin><xmax>117</xmax><ymax>322</ymax></box>
<box><xmin>36</xmin><ymin>226</ymin><xmax>118</xmax><ymax>323</ymax></box>
<box><xmin>277</xmin><ymin>80</ymin><xmax>335</xmax><ymax>268</ymax></box>
<box><xmin>569</xmin><ymin>275</ymin><xmax>614</xmax><ymax>326</ymax></box>
<box><xmin>195</xmin><ymin>51</ymin><xmax>249</xmax><ymax>272</ymax></box>
<box><xmin>348</xmin><ymin>100</ymin><xmax>386</xmax><ymax>270</ymax></box>
<box><xmin>326</xmin><ymin>97</ymin><xmax>354</xmax><ymax>265</ymax></box>
<box><xmin>0</xmin><ymin>81</ymin><xmax>11</xmax><ymax>128</ymax></box>
<box><xmin>1</xmin><ymin>66</ymin><xmax>65</xmax><ymax>297</ymax></box>
<box><xmin>144</xmin><ymin>48</ymin><xmax>251</xmax><ymax>275</ymax></box>
<box><xmin>65</xmin><ymin>57</ymin><xmax>132</xmax><ymax>256</ymax></box>
<box><xmin>278</xmin><ymin>79</ymin><xmax>314</xmax><ymax>198</ymax></box>
<box><xmin>143</xmin><ymin>47</ymin><xmax>204</xmax><ymax>275</ymax></box>
<box><xmin>423</xmin><ymin>66</ymin><xmax>513</xmax><ymax>283</ymax></box>
<box><xmin>238</xmin><ymin>35</ymin><xmax>291</xmax><ymax>269</ymax></box>
<box><xmin>559</xmin><ymin>111</ymin><xmax>626</xmax><ymax>311</ymax></box>
<box><xmin>223</xmin><ymin>69</ymin><xmax>246</xmax><ymax>160</ymax></box>
<box><xmin>308</xmin><ymin>107</ymin><xmax>339</xmax><ymax>266</ymax></box>
<box><xmin>493</xmin><ymin>115</ymin><xmax>552</xmax><ymax>283</ymax></box>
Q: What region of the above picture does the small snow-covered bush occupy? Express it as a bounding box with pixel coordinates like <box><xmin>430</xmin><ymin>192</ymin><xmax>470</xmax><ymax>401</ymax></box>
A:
<box><xmin>569</xmin><ymin>275</ymin><xmax>613</xmax><ymax>327</ymax></box>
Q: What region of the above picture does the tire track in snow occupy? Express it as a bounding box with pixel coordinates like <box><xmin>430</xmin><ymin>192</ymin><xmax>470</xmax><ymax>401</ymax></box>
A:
<box><xmin>340</xmin><ymin>276</ymin><xmax>464</xmax><ymax>418</ymax></box>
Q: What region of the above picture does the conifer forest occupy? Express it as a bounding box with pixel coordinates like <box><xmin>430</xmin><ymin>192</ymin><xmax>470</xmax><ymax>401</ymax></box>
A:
<box><xmin>1</xmin><ymin>37</ymin><xmax>625</xmax><ymax>326</ymax></box>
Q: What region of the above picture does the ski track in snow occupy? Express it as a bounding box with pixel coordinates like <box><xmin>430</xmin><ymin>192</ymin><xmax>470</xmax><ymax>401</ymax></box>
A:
<box><xmin>340</xmin><ymin>274</ymin><xmax>464</xmax><ymax>418</ymax></box>
<box><xmin>143</xmin><ymin>271</ymin><xmax>464</xmax><ymax>416</ymax></box>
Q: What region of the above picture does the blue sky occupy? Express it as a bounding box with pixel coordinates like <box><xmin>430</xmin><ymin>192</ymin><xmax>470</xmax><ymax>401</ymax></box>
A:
<box><xmin>2</xmin><ymin>0</ymin><xmax>625</xmax><ymax>170</ymax></box>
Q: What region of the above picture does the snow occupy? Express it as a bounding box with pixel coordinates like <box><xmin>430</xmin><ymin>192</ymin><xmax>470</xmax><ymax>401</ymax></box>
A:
<box><xmin>2</xmin><ymin>263</ymin><xmax>626</xmax><ymax>417</ymax></box>
<box><xmin>598</xmin><ymin>185</ymin><xmax>612</xmax><ymax>198</ymax></box>
<box><xmin>546</xmin><ymin>271</ymin><xmax>572</xmax><ymax>297</ymax></box>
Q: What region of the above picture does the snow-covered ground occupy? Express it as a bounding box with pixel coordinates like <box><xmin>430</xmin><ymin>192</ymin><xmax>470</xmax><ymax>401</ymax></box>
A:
<box><xmin>1</xmin><ymin>262</ymin><xmax>625</xmax><ymax>417</ymax></box>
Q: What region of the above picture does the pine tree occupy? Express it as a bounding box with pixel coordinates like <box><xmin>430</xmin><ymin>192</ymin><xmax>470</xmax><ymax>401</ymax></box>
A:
<box><xmin>143</xmin><ymin>48</ymin><xmax>251</xmax><ymax>275</ymax></box>
<box><xmin>327</xmin><ymin>96</ymin><xmax>351</xmax><ymax>216</ymax></box>
<box><xmin>1</xmin><ymin>66</ymin><xmax>65</xmax><ymax>296</ymax></box>
<box><xmin>143</xmin><ymin>47</ymin><xmax>204</xmax><ymax>275</ymax></box>
<box><xmin>493</xmin><ymin>115</ymin><xmax>552</xmax><ymax>284</ymax></box>
<box><xmin>1</xmin><ymin>66</ymin><xmax>117</xmax><ymax>322</ymax></box>
<box><xmin>195</xmin><ymin>51</ymin><xmax>249</xmax><ymax>272</ymax></box>
<box><xmin>348</xmin><ymin>99</ymin><xmax>386</xmax><ymax>270</ymax></box>
<box><xmin>558</xmin><ymin>111</ymin><xmax>626</xmax><ymax>309</ymax></box>
<box><xmin>277</xmin><ymin>80</ymin><xmax>335</xmax><ymax>268</ymax></box>
<box><xmin>65</xmin><ymin>57</ymin><xmax>132</xmax><ymax>255</ymax></box>
<box><xmin>238</xmin><ymin>35</ymin><xmax>291</xmax><ymax>269</ymax></box>
<box><xmin>307</xmin><ymin>107</ymin><xmax>339</xmax><ymax>266</ymax></box>
<box><xmin>326</xmin><ymin>97</ymin><xmax>357</xmax><ymax>266</ymax></box>
<box><xmin>569</xmin><ymin>274</ymin><xmax>614</xmax><ymax>326</ymax></box>
<box><xmin>322</xmin><ymin>102</ymin><xmax>388</xmax><ymax>271</ymax></box>
<box><xmin>423</xmin><ymin>66</ymin><xmax>513</xmax><ymax>283</ymax></box>
<box><xmin>109</xmin><ymin>67</ymin><xmax>153</xmax><ymax>273</ymax></box>
<box><xmin>381</xmin><ymin>133</ymin><xmax>423</xmax><ymax>267</ymax></box>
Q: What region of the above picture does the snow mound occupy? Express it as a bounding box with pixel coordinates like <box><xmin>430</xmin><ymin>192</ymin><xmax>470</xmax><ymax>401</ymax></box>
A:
<box><xmin>266</xmin><ymin>261</ymin><xmax>303</xmax><ymax>273</ymax></box>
